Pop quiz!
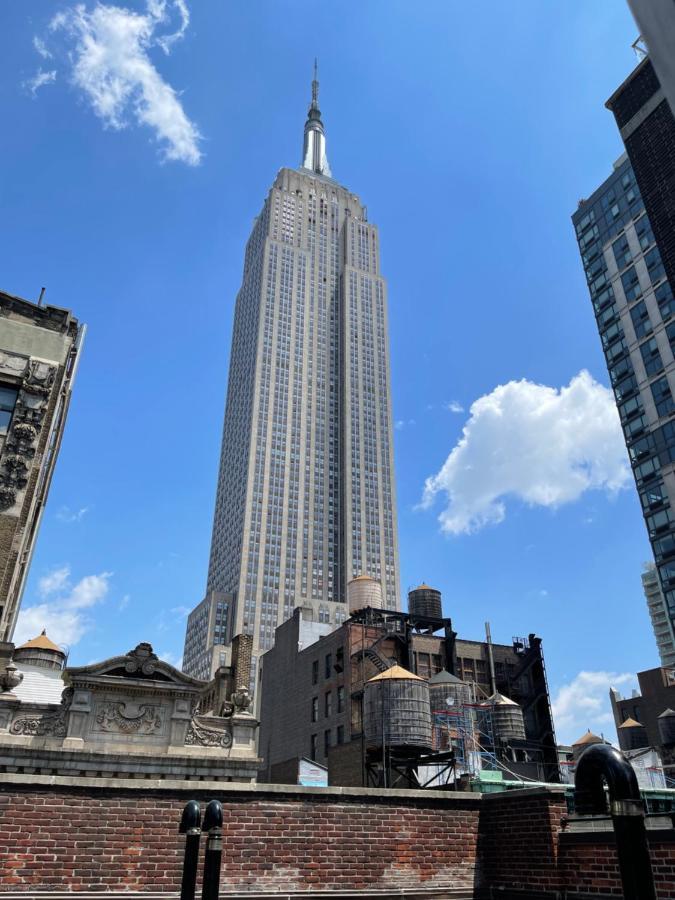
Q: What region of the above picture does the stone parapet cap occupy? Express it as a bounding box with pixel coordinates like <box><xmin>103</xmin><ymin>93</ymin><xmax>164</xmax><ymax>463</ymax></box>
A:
<box><xmin>0</xmin><ymin>770</ymin><xmax>482</xmax><ymax>802</ymax></box>
<box><xmin>480</xmin><ymin>785</ymin><xmax>568</xmax><ymax>801</ymax></box>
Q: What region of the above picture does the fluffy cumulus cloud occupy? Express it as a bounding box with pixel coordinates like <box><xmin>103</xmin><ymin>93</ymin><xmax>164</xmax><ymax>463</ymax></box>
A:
<box><xmin>15</xmin><ymin>567</ymin><xmax>112</xmax><ymax>648</ymax></box>
<box><xmin>421</xmin><ymin>370</ymin><xmax>630</xmax><ymax>535</ymax></box>
<box><xmin>552</xmin><ymin>670</ymin><xmax>637</xmax><ymax>746</ymax></box>
<box><xmin>29</xmin><ymin>0</ymin><xmax>201</xmax><ymax>165</ymax></box>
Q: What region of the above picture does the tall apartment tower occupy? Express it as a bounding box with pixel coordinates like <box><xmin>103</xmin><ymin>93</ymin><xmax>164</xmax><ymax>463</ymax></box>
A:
<box><xmin>0</xmin><ymin>289</ymin><xmax>84</xmax><ymax>642</ymax></box>
<box><xmin>642</xmin><ymin>562</ymin><xmax>675</xmax><ymax>667</ymax></box>
<box><xmin>572</xmin><ymin>54</ymin><xmax>675</xmax><ymax>646</ymax></box>
<box><xmin>184</xmin><ymin>71</ymin><xmax>400</xmax><ymax>676</ymax></box>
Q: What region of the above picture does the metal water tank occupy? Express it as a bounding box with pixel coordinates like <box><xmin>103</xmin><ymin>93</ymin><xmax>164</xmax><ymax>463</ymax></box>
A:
<box><xmin>429</xmin><ymin>669</ymin><xmax>473</xmax><ymax>711</ymax></box>
<box><xmin>408</xmin><ymin>584</ymin><xmax>442</xmax><ymax>619</ymax></box>
<box><xmin>347</xmin><ymin>575</ymin><xmax>383</xmax><ymax>613</ymax></box>
<box><xmin>364</xmin><ymin>665</ymin><xmax>432</xmax><ymax>751</ymax></box>
<box><xmin>658</xmin><ymin>708</ymin><xmax>675</xmax><ymax>745</ymax></box>
<box><xmin>487</xmin><ymin>692</ymin><xmax>527</xmax><ymax>742</ymax></box>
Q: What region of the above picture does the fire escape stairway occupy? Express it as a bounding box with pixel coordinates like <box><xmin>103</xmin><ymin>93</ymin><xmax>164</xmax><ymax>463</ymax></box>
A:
<box><xmin>363</xmin><ymin>646</ymin><xmax>392</xmax><ymax>673</ymax></box>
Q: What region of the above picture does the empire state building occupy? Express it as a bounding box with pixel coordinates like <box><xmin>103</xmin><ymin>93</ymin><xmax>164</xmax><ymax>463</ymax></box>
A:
<box><xmin>183</xmin><ymin>69</ymin><xmax>400</xmax><ymax>677</ymax></box>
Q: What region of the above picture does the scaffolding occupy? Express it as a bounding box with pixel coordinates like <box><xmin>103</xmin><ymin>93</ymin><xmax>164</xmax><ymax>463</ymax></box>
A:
<box><xmin>430</xmin><ymin>687</ymin><xmax>498</xmax><ymax>783</ymax></box>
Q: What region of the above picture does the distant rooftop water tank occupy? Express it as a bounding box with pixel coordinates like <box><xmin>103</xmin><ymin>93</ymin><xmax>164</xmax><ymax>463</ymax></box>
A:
<box><xmin>347</xmin><ymin>575</ymin><xmax>383</xmax><ymax>613</ymax></box>
<box><xmin>408</xmin><ymin>584</ymin><xmax>442</xmax><ymax>619</ymax></box>
<box><xmin>658</xmin><ymin>708</ymin><xmax>675</xmax><ymax>745</ymax></box>
<box><xmin>13</xmin><ymin>630</ymin><xmax>66</xmax><ymax>672</ymax></box>
<box><xmin>485</xmin><ymin>692</ymin><xmax>526</xmax><ymax>743</ymax></box>
<box><xmin>364</xmin><ymin>665</ymin><xmax>432</xmax><ymax>752</ymax></box>
<box><xmin>428</xmin><ymin>669</ymin><xmax>473</xmax><ymax>710</ymax></box>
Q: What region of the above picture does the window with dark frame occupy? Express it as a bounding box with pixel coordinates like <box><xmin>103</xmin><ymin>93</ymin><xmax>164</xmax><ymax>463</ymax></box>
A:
<box><xmin>0</xmin><ymin>385</ymin><xmax>19</xmax><ymax>434</ymax></box>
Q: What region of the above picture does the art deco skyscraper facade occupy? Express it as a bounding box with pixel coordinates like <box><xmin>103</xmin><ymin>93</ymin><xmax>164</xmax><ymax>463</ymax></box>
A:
<box><xmin>191</xmin><ymin>72</ymin><xmax>400</xmax><ymax>672</ymax></box>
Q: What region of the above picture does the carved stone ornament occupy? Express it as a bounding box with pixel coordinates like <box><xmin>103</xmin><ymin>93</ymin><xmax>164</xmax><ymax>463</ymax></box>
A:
<box><xmin>22</xmin><ymin>362</ymin><xmax>55</xmax><ymax>398</ymax></box>
<box><xmin>0</xmin><ymin>486</ymin><xmax>16</xmax><ymax>511</ymax></box>
<box><xmin>4</xmin><ymin>455</ymin><xmax>28</xmax><ymax>472</ymax></box>
<box><xmin>232</xmin><ymin>687</ymin><xmax>252</xmax><ymax>713</ymax></box>
<box><xmin>10</xmin><ymin>687</ymin><xmax>73</xmax><ymax>737</ymax></box>
<box><xmin>185</xmin><ymin>717</ymin><xmax>232</xmax><ymax>749</ymax></box>
<box><xmin>95</xmin><ymin>702</ymin><xmax>163</xmax><ymax>734</ymax></box>
<box><xmin>0</xmin><ymin>664</ymin><xmax>23</xmax><ymax>693</ymax></box>
<box><xmin>11</xmin><ymin>422</ymin><xmax>37</xmax><ymax>443</ymax></box>
<box><xmin>124</xmin><ymin>642</ymin><xmax>159</xmax><ymax>677</ymax></box>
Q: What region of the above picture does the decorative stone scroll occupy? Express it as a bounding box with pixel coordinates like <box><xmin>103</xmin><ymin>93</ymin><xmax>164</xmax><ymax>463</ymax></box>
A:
<box><xmin>124</xmin><ymin>643</ymin><xmax>159</xmax><ymax>677</ymax></box>
<box><xmin>94</xmin><ymin>702</ymin><xmax>163</xmax><ymax>734</ymax></box>
<box><xmin>10</xmin><ymin>687</ymin><xmax>72</xmax><ymax>737</ymax></box>
<box><xmin>185</xmin><ymin>716</ymin><xmax>232</xmax><ymax>749</ymax></box>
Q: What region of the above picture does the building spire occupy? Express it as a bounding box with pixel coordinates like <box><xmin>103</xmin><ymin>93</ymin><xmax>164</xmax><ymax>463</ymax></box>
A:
<box><xmin>301</xmin><ymin>59</ymin><xmax>332</xmax><ymax>177</ymax></box>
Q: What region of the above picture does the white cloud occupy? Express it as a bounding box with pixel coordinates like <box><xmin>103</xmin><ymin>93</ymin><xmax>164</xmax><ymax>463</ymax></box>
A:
<box><xmin>43</xmin><ymin>0</ymin><xmax>201</xmax><ymax>165</ymax></box>
<box><xmin>118</xmin><ymin>593</ymin><xmax>130</xmax><ymax>611</ymax></box>
<box><xmin>23</xmin><ymin>68</ymin><xmax>57</xmax><ymax>97</ymax></box>
<box><xmin>444</xmin><ymin>400</ymin><xmax>464</xmax><ymax>414</ymax></box>
<box><xmin>56</xmin><ymin>505</ymin><xmax>90</xmax><ymax>523</ymax></box>
<box><xmin>38</xmin><ymin>566</ymin><xmax>71</xmax><ymax>598</ymax></box>
<box><xmin>421</xmin><ymin>370</ymin><xmax>630</xmax><ymax>535</ymax></box>
<box><xmin>395</xmin><ymin>418</ymin><xmax>416</xmax><ymax>430</ymax></box>
<box><xmin>16</xmin><ymin>568</ymin><xmax>112</xmax><ymax>647</ymax></box>
<box><xmin>552</xmin><ymin>670</ymin><xmax>636</xmax><ymax>746</ymax></box>
<box><xmin>33</xmin><ymin>36</ymin><xmax>53</xmax><ymax>59</ymax></box>
<box><xmin>158</xmin><ymin>648</ymin><xmax>183</xmax><ymax>668</ymax></box>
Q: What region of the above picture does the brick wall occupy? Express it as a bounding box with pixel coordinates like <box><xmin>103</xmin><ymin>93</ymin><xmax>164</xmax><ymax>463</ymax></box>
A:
<box><xmin>476</xmin><ymin>789</ymin><xmax>566</xmax><ymax>895</ymax></box>
<box><xmin>477</xmin><ymin>787</ymin><xmax>675</xmax><ymax>899</ymax></box>
<box><xmin>1</xmin><ymin>776</ymin><xmax>675</xmax><ymax>897</ymax></box>
<box><xmin>0</xmin><ymin>776</ymin><xmax>481</xmax><ymax>895</ymax></box>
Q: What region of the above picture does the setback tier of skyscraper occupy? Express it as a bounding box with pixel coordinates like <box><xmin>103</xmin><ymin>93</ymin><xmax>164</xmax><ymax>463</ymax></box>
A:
<box><xmin>572</xmin><ymin>52</ymin><xmax>675</xmax><ymax>652</ymax></box>
<box><xmin>184</xmin><ymin>70</ymin><xmax>400</xmax><ymax>678</ymax></box>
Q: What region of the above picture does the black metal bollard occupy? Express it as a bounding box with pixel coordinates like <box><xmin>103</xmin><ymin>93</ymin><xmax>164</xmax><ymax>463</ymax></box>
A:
<box><xmin>201</xmin><ymin>800</ymin><xmax>223</xmax><ymax>900</ymax></box>
<box><xmin>574</xmin><ymin>743</ymin><xmax>657</xmax><ymax>900</ymax></box>
<box><xmin>178</xmin><ymin>800</ymin><xmax>202</xmax><ymax>900</ymax></box>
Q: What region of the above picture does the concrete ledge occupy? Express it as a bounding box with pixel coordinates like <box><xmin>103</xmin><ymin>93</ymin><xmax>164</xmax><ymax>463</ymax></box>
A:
<box><xmin>0</xmin><ymin>771</ymin><xmax>484</xmax><ymax>803</ymax></box>
<box><xmin>0</xmin><ymin>892</ymin><xmax>473</xmax><ymax>899</ymax></box>
<box><xmin>480</xmin><ymin>786</ymin><xmax>567</xmax><ymax>801</ymax></box>
<box><xmin>560</xmin><ymin>827</ymin><xmax>675</xmax><ymax>844</ymax></box>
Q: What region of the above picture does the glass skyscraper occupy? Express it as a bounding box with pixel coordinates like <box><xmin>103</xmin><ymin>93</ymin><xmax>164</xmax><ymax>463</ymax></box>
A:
<box><xmin>184</xmin><ymin>70</ymin><xmax>400</xmax><ymax>675</ymax></box>
<box><xmin>573</xmin><ymin>54</ymin><xmax>675</xmax><ymax>652</ymax></box>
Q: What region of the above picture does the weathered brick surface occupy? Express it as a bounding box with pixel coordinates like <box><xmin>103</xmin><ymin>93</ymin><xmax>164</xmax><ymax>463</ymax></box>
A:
<box><xmin>0</xmin><ymin>781</ymin><xmax>480</xmax><ymax>893</ymax></box>
<box><xmin>477</xmin><ymin>789</ymin><xmax>675</xmax><ymax>899</ymax></box>
<box><xmin>1</xmin><ymin>780</ymin><xmax>675</xmax><ymax>896</ymax></box>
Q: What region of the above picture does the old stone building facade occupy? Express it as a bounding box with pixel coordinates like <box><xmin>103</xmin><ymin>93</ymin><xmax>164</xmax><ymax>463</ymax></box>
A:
<box><xmin>0</xmin><ymin>289</ymin><xmax>84</xmax><ymax>641</ymax></box>
<box><xmin>0</xmin><ymin>633</ymin><xmax>260</xmax><ymax>782</ymax></box>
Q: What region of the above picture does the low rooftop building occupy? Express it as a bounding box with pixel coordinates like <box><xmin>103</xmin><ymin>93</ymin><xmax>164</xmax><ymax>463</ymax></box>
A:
<box><xmin>0</xmin><ymin>633</ymin><xmax>261</xmax><ymax>782</ymax></box>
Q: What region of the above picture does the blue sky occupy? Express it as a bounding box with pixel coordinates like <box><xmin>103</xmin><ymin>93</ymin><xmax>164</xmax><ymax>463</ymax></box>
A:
<box><xmin>0</xmin><ymin>1</ymin><xmax>651</xmax><ymax>743</ymax></box>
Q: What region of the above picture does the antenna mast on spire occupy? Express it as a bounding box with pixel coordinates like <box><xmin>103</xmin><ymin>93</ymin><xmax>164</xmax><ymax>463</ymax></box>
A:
<box><xmin>312</xmin><ymin>58</ymin><xmax>319</xmax><ymax>106</ymax></box>
<box><xmin>301</xmin><ymin>58</ymin><xmax>332</xmax><ymax>177</ymax></box>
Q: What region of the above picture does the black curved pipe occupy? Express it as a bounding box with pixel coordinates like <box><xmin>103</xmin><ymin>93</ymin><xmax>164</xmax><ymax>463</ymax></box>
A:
<box><xmin>178</xmin><ymin>801</ymin><xmax>201</xmax><ymax>900</ymax></box>
<box><xmin>201</xmin><ymin>800</ymin><xmax>223</xmax><ymax>900</ymax></box>
<box><xmin>574</xmin><ymin>743</ymin><xmax>656</xmax><ymax>900</ymax></box>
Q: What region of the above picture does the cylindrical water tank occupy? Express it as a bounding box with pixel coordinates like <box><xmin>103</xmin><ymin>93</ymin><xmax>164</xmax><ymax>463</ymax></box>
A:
<box><xmin>13</xmin><ymin>630</ymin><xmax>66</xmax><ymax>672</ymax></box>
<box><xmin>658</xmin><ymin>708</ymin><xmax>675</xmax><ymax>745</ymax></box>
<box><xmin>429</xmin><ymin>669</ymin><xmax>473</xmax><ymax>711</ymax></box>
<box><xmin>408</xmin><ymin>584</ymin><xmax>442</xmax><ymax>619</ymax></box>
<box><xmin>347</xmin><ymin>575</ymin><xmax>383</xmax><ymax>613</ymax></box>
<box><xmin>487</xmin><ymin>692</ymin><xmax>527</xmax><ymax>742</ymax></box>
<box><xmin>364</xmin><ymin>665</ymin><xmax>432</xmax><ymax>752</ymax></box>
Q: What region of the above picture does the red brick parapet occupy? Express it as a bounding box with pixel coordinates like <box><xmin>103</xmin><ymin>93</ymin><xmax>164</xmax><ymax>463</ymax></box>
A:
<box><xmin>0</xmin><ymin>775</ymin><xmax>674</xmax><ymax>897</ymax></box>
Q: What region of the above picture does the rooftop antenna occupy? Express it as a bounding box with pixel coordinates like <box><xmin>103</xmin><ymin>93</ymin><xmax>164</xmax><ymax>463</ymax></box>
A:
<box><xmin>37</xmin><ymin>287</ymin><xmax>46</xmax><ymax>306</ymax></box>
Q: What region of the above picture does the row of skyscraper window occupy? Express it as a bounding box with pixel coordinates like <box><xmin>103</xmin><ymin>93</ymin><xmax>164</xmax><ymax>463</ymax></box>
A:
<box><xmin>575</xmin><ymin>155</ymin><xmax>675</xmax><ymax>629</ymax></box>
